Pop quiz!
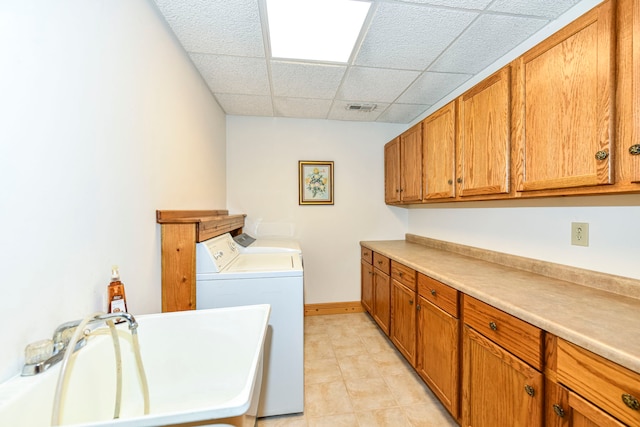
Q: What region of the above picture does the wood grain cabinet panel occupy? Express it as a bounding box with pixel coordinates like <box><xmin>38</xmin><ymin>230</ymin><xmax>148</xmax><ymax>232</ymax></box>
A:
<box><xmin>423</xmin><ymin>101</ymin><xmax>456</xmax><ymax>200</ymax></box>
<box><xmin>462</xmin><ymin>326</ymin><xmax>543</xmax><ymax>427</ymax></box>
<box><xmin>384</xmin><ymin>138</ymin><xmax>401</xmax><ymax>203</ymax></box>
<box><xmin>416</xmin><ymin>293</ymin><xmax>460</xmax><ymax>419</ymax></box>
<box><xmin>512</xmin><ymin>0</ymin><xmax>615</xmax><ymax>192</ymax></box>
<box><xmin>373</xmin><ymin>268</ymin><xmax>391</xmax><ymax>335</ymax></box>
<box><xmin>384</xmin><ymin>124</ymin><xmax>423</xmax><ymax>204</ymax></box>
<box><xmin>361</xmin><ymin>261</ymin><xmax>373</xmax><ymax>314</ymax></box>
<box><xmin>457</xmin><ymin>66</ymin><xmax>511</xmax><ymax>197</ymax></box>
<box><xmin>391</xmin><ymin>278</ymin><xmax>417</xmax><ymax>366</ymax></box>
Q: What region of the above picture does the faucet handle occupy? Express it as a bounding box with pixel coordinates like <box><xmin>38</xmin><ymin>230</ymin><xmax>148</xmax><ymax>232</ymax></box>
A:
<box><xmin>25</xmin><ymin>339</ymin><xmax>54</xmax><ymax>365</ymax></box>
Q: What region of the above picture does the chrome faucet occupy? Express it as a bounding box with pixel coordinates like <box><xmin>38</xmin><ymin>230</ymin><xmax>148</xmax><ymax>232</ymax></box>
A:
<box><xmin>21</xmin><ymin>312</ymin><xmax>138</xmax><ymax>376</ymax></box>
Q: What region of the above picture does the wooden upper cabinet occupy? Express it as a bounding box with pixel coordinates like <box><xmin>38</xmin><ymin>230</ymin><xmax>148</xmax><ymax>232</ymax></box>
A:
<box><xmin>384</xmin><ymin>137</ymin><xmax>401</xmax><ymax>203</ymax></box>
<box><xmin>513</xmin><ymin>0</ymin><xmax>615</xmax><ymax>192</ymax></box>
<box><xmin>385</xmin><ymin>124</ymin><xmax>423</xmax><ymax>204</ymax></box>
<box><xmin>423</xmin><ymin>101</ymin><xmax>456</xmax><ymax>200</ymax></box>
<box><xmin>400</xmin><ymin>123</ymin><xmax>423</xmax><ymax>202</ymax></box>
<box><xmin>457</xmin><ymin>66</ymin><xmax>511</xmax><ymax>197</ymax></box>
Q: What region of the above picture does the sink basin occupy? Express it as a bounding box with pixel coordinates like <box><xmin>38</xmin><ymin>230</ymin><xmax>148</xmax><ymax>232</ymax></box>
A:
<box><xmin>0</xmin><ymin>304</ymin><xmax>270</xmax><ymax>427</ymax></box>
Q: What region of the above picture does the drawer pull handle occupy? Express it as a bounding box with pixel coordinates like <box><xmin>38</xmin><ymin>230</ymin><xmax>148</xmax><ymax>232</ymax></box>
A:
<box><xmin>524</xmin><ymin>385</ymin><xmax>535</xmax><ymax>397</ymax></box>
<box><xmin>552</xmin><ymin>404</ymin><xmax>565</xmax><ymax>418</ymax></box>
<box><xmin>399</xmin><ymin>272</ymin><xmax>404</xmax><ymax>277</ymax></box>
<box><xmin>377</xmin><ymin>260</ymin><xmax>383</xmax><ymax>265</ymax></box>
<box><xmin>489</xmin><ymin>321</ymin><xmax>498</xmax><ymax>331</ymax></box>
<box><xmin>430</xmin><ymin>289</ymin><xmax>436</xmax><ymax>296</ymax></box>
<box><xmin>622</xmin><ymin>393</ymin><xmax>640</xmax><ymax>410</ymax></box>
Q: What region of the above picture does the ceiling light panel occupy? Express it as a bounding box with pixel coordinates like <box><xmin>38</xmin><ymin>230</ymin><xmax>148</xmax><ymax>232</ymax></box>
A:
<box><xmin>266</xmin><ymin>0</ymin><xmax>371</xmax><ymax>62</ymax></box>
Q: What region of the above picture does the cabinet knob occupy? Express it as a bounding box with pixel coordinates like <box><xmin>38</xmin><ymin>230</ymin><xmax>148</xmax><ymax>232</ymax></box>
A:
<box><xmin>416</xmin><ymin>304</ymin><xmax>421</xmax><ymax>311</ymax></box>
<box><xmin>489</xmin><ymin>321</ymin><xmax>498</xmax><ymax>331</ymax></box>
<box><xmin>595</xmin><ymin>150</ymin><xmax>609</xmax><ymax>161</ymax></box>
<box><xmin>622</xmin><ymin>393</ymin><xmax>640</xmax><ymax>410</ymax></box>
<box><xmin>448</xmin><ymin>179</ymin><xmax>453</xmax><ymax>185</ymax></box>
<box><xmin>430</xmin><ymin>289</ymin><xmax>436</xmax><ymax>296</ymax></box>
<box><xmin>409</xmin><ymin>299</ymin><xmax>414</xmax><ymax>305</ymax></box>
<box><xmin>552</xmin><ymin>404</ymin><xmax>565</xmax><ymax>418</ymax></box>
<box><xmin>524</xmin><ymin>385</ymin><xmax>535</xmax><ymax>397</ymax></box>
<box><xmin>399</xmin><ymin>272</ymin><xmax>404</xmax><ymax>277</ymax></box>
<box><xmin>456</xmin><ymin>177</ymin><xmax>462</xmax><ymax>184</ymax></box>
<box><xmin>630</xmin><ymin>144</ymin><xmax>640</xmax><ymax>155</ymax></box>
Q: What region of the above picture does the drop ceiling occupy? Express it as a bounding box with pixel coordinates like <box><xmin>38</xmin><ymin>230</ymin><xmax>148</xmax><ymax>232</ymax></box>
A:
<box><xmin>152</xmin><ymin>0</ymin><xmax>590</xmax><ymax>124</ymax></box>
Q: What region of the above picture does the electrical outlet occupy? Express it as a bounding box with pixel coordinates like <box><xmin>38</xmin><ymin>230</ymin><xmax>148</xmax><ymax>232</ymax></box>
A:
<box><xmin>571</xmin><ymin>222</ymin><xmax>589</xmax><ymax>247</ymax></box>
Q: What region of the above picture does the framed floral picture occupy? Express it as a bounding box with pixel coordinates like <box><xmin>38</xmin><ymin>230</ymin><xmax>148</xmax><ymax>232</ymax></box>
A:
<box><xmin>299</xmin><ymin>161</ymin><xmax>334</xmax><ymax>205</ymax></box>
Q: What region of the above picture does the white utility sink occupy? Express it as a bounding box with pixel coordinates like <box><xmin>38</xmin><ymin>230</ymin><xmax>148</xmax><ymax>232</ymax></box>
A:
<box><xmin>0</xmin><ymin>304</ymin><xmax>271</xmax><ymax>427</ymax></box>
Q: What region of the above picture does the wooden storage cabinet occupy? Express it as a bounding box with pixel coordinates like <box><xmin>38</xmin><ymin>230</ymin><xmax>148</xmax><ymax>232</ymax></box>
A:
<box><xmin>360</xmin><ymin>247</ymin><xmax>391</xmax><ymax>335</ymax></box>
<box><xmin>553</xmin><ymin>338</ymin><xmax>640</xmax><ymax>426</ymax></box>
<box><xmin>462</xmin><ymin>295</ymin><xmax>544</xmax><ymax>427</ymax></box>
<box><xmin>423</xmin><ymin>101</ymin><xmax>456</xmax><ymax>200</ymax></box>
<box><xmin>384</xmin><ymin>123</ymin><xmax>423</xmax><ymax>203</ymax></box>
<box><xmin>156</xmin><ymin>210</ymin><xmax>245</xmax><ymax>312</ymax></box>
<box><xmin>416</xmin><ymin>274</ymin><xmax>460</xmax><ymax>419</ymax></box>
<box><xmin>390</xmin><ymin>261</ymin><xmax>417</xmax><ymax>366</ymax></box>
<box><xmin>457</xmin><ymin>66</ymin><xmax>511</xmax><ymax>198</ymax></box>
<box><xmin>512</xmin><ymin>0</ymin><xmax>615</xmax><ymax>192</ymax></box>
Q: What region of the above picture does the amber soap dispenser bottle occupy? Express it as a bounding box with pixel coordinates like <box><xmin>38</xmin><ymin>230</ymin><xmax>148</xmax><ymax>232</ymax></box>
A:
<box><xmin>108</xmin><ymin>265</ymin><xmax>128</xmax><ymax>314</ymax></box>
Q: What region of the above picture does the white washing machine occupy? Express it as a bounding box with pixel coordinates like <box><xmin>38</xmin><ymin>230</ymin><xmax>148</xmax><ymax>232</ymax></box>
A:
<box><xmin>196</xmin><ymin>233</ymin><xmax>304</xmax><ymax>417</ymax></box>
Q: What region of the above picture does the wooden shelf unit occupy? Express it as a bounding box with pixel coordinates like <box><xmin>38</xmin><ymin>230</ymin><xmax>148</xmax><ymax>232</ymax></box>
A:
<box><xmin>156</xmin><ymin>210</ymin><xmax>246</xmax><ymax>312</ymax></box>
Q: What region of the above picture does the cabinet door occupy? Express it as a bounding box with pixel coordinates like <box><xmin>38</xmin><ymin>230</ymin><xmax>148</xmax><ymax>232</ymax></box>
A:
<box><xmin>633</xmin><ymin>0</ymin><xmax>640</xmax><ymax>183</ymax></box>
<box><xmin>513</xmin><ymin>0</ymin><xmax>615</xmax><ymax>191</ymax></box>
<box><xmin>546</xmin><ymin>380</ymin><xmax>626</xmax><ymax>427</ymax></box>
<box><xmin>416</xmin><ymin>296</ymin><xmax>459</xmax><ymax>418</ymax></box>
<box><xmin>373</xmin><ymin>270</ymin><xmax>391</xmax><ymax>336</ymax></box>
<box><xmin>462</xmin><ymin>326</ymin><xmax>543</xmax><ymax>427</ymax></box>
<box><xmin>423</xmin><ymin>102</ymin><xmax>456</xmax><ymax>200</ymax></box>
<box><xmin>457</xmin><ymin>67</ymin><xmax>510</xmax><ymax>197</ymax></box>
<box><xmin>384</xmin><ymin>138</ymin><xmax>401</xmax><ymax>203</ymax></box>
<box><xmin>391</xmin><ymin>280</ymin><xmax>417</xmax><ymax>366</ymax></box>
<box><xmin>400</xmin><ymin>123</ymin><xmax>423</xmax><ymax>202</ymax></box>
<box><xmin>361</xmin><ymin>261</ymin><xmax>373</xmax><ymax>314</ymax></box>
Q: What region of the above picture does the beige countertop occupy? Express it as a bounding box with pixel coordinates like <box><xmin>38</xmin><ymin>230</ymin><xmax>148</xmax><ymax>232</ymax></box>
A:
<box><xmin>361</xmin><ymin>235</ymin><xmax>640</xmax><ymax>374</ymax></box>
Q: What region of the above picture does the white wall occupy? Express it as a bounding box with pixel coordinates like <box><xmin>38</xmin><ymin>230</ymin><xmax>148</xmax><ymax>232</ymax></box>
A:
<box><xmin>226</xmin><ymin>116</ymin><xmax>408</xmax><ymax>304</ymax></box>
<box><xmin>408</xmin><ymin>196</ymin><xmax>640</xmax><ymax>281</ymax></box>
<box><xmin>0</xmin><ymin>0</ymin><xmax>226</xmax><ymax>381</ymax></box>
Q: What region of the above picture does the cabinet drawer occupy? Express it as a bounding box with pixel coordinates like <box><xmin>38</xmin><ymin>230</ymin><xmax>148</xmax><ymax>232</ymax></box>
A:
<box><xmin>557</xmin><ymin>339</ymin><xmax>640</xmax><ymax>426</ymax></box>
<box><xmin>463</xmin><ymin>295</ymin><xmax>543</xmax><ymax>370</ymax></box>
<box><xmin>373</xmin><ymin>253</ymin><xmax>390</xmax><ymax>274</ymax></box>
<box><xmin>391</xmin><ymin>261</ymin><xmax>416</xmax><ymax>291</ymax></box>
<box><xmin>418</xmin><ymin>274</ymin><xmax>458</xmax><ymax>318</ymax></box>
<box><xmin>361</xmin><ymin>246</ymin><xmax>373</xmax><ymax>264</ymax></box>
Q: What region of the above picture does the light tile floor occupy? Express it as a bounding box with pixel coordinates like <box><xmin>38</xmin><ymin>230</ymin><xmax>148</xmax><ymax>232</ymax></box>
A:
<box><xmin>257</xmin><ymin>312</ymin><xmax>458</xmax><ymax>427</ymax></box>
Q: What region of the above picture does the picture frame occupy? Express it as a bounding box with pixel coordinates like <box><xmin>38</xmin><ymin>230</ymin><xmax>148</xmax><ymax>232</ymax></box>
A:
<box><xmin>298</xmin><ymin>161</ymin><xmax>334</xmax><ymax>205</ymax></box>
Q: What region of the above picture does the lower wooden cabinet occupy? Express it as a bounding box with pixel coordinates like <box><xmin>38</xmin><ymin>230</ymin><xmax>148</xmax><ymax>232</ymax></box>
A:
<box><xmin>372</xmin><ymin>268</ymin><xmax>391</xmax><ymax>335</ymax></box>
<box><xmin>416</xmin><ymin>294</ymin><xmax>459</xmax><ymax>418</ymax></box>
<box><xmin>462</xmin><ymin>326</ymin><xmax>543</xmax><ymax>427</ymax></box>
<box><xmin>361</xmin><ymin>260</ymin><xmax>373</xmax><ymax>313</ymax></box>
<box><xmin>391</xmin><ymin>278</ymin><xmax>417</xmax><ymax>366</ymax></box>
<box><xmin>546</xmin><ymin>379</ymin><xmax>626</xmax><ymax>427</ymax></box>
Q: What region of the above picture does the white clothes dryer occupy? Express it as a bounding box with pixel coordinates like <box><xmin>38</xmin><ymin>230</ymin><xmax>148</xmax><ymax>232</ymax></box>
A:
<box><xmin>195</xmin><ymin>233</ymin><xmax>304</xmax><ymax>418</ymax></box>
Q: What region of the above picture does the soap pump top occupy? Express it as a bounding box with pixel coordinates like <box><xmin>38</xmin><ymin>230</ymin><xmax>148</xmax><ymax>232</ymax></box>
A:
<box><xmin>108</xmin><ymin>265</ymin><xmax>128</xmax><ymax>314</ymax></box>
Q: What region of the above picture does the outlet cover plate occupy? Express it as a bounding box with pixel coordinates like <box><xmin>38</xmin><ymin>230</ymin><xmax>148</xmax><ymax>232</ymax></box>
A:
<box><xmin>571</xmin><ymin>222</ymin><xmax>589</xmax><ymax>247</ymax></box>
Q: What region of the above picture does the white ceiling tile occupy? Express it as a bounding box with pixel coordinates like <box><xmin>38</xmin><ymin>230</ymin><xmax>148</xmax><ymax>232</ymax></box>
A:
<box><xmin>397</xmin><ymin>72</ymin><xmax>472</xmax><ymax>104</ymax></box>
<box><xmin>337</xmin><ymin>67</ymin><xmax>420</xmax><ymax>103</ymax></box>
<box><xmin>273</xmin><ymin>97</ymin><xmax>332</xmax><ymax>119</ymax></box>
<box><xmin>328</xmin><ymin>100</ymin><xmax>389</xmax><ymax>122</ymax></box>
<box><xmin>354</xmin><ymin>2</ymin><xmax>478</xmax><ymax>70</ymax></box>
<box><xmin>488</xmin><ymin>0</ymin><xmax>582</xmax><ymax>19</ymax></box>
<box><xmin>377</xmin><ymin>104</ymin><xmax>431</xmax><ymax>124</ymax></box>
<box><xmin>215</xmin><ymin>93</ymin><xmax>274</xmax><ymax>116</ymax></box>
<box><xmin>271</xmin><ymin>62</ymin><xmax>346</xmax><ymax>99</ymax></box>
<box><xmin>152</xmin><ymin>0</ymin><xmax>265</xmax><ymax>56</ymax></box>
<box><xmin>399</xmin><ymin>0</ymin><xmax>493</xmax><ymax>9</ymax></box>
<box><xmin>190</xmin><ymin>54</ymin><xmax>270</xmax><ymax>96</ymax></box>
<box><xmin>429</xmin><ymin>14</ymin><xmax>548</xmax><ymax>74</ymax></box>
